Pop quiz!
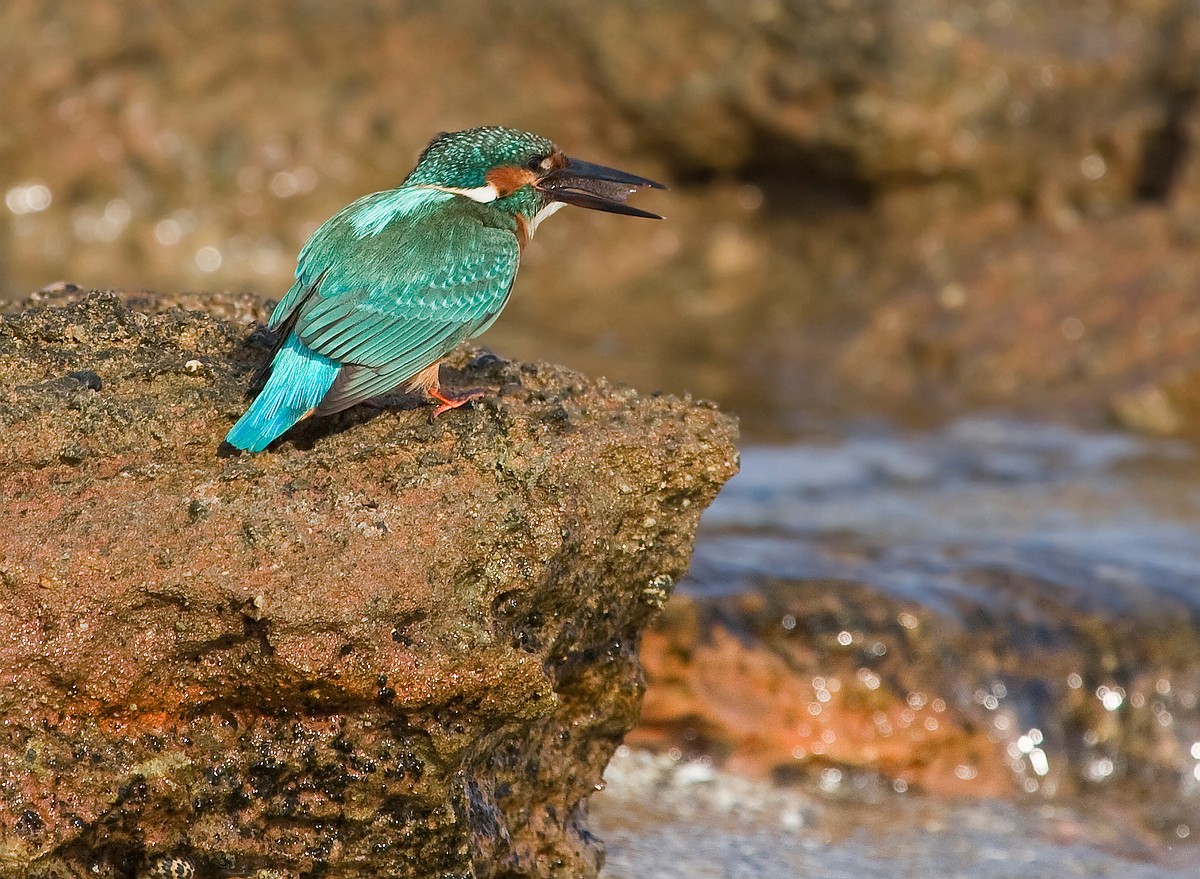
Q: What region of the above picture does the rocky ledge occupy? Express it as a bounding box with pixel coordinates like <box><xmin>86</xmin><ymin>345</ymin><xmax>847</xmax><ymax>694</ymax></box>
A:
<box><xmin>0</xmin><ymin>291</ymin><xmax>738</xmax><ymax>879</ymax></box>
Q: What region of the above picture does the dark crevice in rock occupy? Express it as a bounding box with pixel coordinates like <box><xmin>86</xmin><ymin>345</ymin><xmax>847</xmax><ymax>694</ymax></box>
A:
<box><xmin>739</xmin><ymin>137</ymin><xmax>877</xmax><ymax>216</ymax></box>
<box><xmin>1135</xmin><ymin>89</ymin><xmax>1196</xmax><ymax>203</ymax></box>
<box><xmin>670</xmin><ymin>133</ymin><xmax>878</xmax><ymax>218</ymax></box>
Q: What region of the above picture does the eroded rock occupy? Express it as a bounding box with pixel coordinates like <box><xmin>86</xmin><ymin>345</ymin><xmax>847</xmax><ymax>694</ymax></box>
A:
<box><xmin>0</xmin><ymin>291</ymin><xmax>738</xmax><ymax>879</ymax></box>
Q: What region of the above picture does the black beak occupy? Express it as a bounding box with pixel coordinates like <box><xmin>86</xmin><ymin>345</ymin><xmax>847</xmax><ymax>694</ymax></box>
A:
<box><xmin>536</xmin><ymin>156</ymin><xmax>666</xmax><ymax>219</ymax></box>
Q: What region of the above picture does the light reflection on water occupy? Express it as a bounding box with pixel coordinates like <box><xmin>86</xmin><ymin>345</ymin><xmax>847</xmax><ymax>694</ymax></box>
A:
<box><xmin>682</xmin><ymin>417</ymin><xmax>1200</xmax><ymax>822</ymax></box>
<box><xmin>595</xmin><ymin>748</ymin><xmax>1200</xmax><ymax>879</ymax></box>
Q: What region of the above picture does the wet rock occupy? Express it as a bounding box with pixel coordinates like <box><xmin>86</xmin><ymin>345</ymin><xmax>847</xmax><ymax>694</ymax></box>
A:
<box><xmin>631</xmin><ymin>586</ymin><xmax>1014</xmax><ymax>799</ymax></box>
<box><xmin>0</xmin><ymin>291</ymin><xmax>738</xmax><ymax>878</ymax></box>
<box><xmin>632</xmin><ymin>573</ymin><xmax>1200</xmax><ymax>835</ymax></box>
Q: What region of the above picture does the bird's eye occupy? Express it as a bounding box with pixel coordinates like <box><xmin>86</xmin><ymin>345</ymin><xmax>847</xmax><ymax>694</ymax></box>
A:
<box><xmin>526</xmin><ymin>155</ymin><xmax>547</xmax><ymax>172</ymax></box>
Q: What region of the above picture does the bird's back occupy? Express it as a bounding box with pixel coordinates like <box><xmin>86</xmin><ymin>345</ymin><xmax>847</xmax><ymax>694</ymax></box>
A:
<box><xmin>225</xmin><ymin>188</ymin><xmax>523</xmax><ymax>450</ymax></box>
<box><xmin>271</xmin><ymin>188</ymin><xmax>522</xmax><ymax>414</ymax></box>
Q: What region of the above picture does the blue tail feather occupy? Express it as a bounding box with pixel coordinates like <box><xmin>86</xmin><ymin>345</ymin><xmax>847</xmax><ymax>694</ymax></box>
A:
<box><xmin>225</xmin><ymin>334</ymin><xmax>341</xmax><ymax>452</ymax></box>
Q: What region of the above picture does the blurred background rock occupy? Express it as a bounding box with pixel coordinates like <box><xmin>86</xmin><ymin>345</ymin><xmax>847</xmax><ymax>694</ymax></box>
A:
<box><xmin>7</xmin><ymin>3</ymin><xmax>1200</xmax><ymax>870</ymax></box>
<box><xmin>7</xmin><ymin>0</ymin><xmax>1200</xmax><ymax>439</ymax></box>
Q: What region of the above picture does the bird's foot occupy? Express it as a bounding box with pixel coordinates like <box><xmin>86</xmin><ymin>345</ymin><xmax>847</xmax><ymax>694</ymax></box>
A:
<box><xmin>428</xmin><ymin>386</ymin><xmax>487</xmax><ymax>418</ymax></box>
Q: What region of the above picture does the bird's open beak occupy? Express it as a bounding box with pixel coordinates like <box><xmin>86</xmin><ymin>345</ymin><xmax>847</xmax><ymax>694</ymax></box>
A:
<box><xmin>536</xmin><ymin>157</ymin><xmax>666</xmax><ymax>219</ymax></box>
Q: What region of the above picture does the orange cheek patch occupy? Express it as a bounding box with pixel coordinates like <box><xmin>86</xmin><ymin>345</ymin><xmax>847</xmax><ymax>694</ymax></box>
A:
<box><xmin>486</xmin><ymin>165</ymin><xmax>539</xmax><ymax>197</ymax></box>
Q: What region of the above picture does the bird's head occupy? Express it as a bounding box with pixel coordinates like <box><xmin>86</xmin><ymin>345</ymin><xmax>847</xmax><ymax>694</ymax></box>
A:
<box><xmin>404</xmin><ymin>127</ymin><xmax>664</xmax><ymax>230</ymax></box>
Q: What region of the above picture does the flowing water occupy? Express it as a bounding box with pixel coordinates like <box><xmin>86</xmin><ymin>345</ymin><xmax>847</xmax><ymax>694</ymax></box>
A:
<box><xmin>597</xmin><ymin>417</ymin><xmax>1200</xmax><ymax>875</ymax></box>
<box><xmin>594</xmin><ymin>748</ymin><xmax>1200</xmax><ymax>878</ymax></box>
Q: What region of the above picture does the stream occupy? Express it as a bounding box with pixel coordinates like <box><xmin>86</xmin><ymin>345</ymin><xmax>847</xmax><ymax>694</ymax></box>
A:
<box><xmin>597</xmin><ymin>417</ymin><xmax>1200</xmax><ymax>876</ymax></box>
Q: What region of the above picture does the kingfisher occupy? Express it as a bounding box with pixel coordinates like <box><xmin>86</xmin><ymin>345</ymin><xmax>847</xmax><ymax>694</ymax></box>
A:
<box><xmin>224</xmin><ymin>126</ymin><xmax>664</xmax><ymax>452</ymax></box>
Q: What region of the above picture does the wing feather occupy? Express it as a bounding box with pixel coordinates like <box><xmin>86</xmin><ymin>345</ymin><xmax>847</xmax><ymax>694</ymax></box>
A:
<box><xmin>279</xmin><ymin>189</ymin><xmax>520</xmax><ymax>410</ymax></box>
<box><xmin>314</xmin><ymin>299</ymin><xmax>506</xmax><ymax>414</ymax></box>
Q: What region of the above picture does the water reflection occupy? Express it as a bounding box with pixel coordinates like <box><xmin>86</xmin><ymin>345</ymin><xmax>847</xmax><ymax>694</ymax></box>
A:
<box><xmin>681</xmin><ymin>418</ymin><xmax>1200</xmax><ymax>830</ymax></box>
<box><xmin>595</xmin><ymin>748</ymin><xmax>1200</xmax><ymax>879</ymax></box>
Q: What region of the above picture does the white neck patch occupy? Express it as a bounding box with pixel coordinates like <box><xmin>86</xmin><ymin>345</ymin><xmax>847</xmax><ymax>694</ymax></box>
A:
<box><xmin>528</xmin><ymin>201</ymin><xmax>565</xmax><ymax>237</ymax></box>
<box><xmin>420</xmin><ymin>183</ymin><xmax>499</xmax><ymax>204</ymax></box>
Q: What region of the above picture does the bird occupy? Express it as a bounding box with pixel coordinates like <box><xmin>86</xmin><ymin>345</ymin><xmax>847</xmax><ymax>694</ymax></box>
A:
<box><xmin>224</xmin><ymin>126</ymin><xmax>664</xmax><ymax>452</ymax></box>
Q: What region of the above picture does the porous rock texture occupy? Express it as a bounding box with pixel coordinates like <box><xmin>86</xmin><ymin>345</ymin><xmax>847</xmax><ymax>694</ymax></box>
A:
<box><xmin>0</xmin><ymin>291</ymin><xmax>738</xmax><ymax>879</ymax></box>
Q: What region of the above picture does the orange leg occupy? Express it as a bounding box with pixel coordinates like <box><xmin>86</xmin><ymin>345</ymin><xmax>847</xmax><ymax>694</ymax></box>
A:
<box><xmin>407</xmin><ymin>361</ymin><xmax>487</xmax><ymax>418</ymax></box>
<box><xmin>428</xmin><ymin>385</ymin><xmax>486</xmax><ymax>418</ymax></box>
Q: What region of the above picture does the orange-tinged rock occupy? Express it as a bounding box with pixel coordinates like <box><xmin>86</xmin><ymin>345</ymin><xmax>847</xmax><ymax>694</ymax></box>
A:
<box><xmin>632</xmin><ymin>591</ymin><xmax>1013</xmax><ymax>798</ymax></box>
<box><xmin>0</xmin><ymin>291</ymin><xmax>738</xmax><ymax>879</ymax></box>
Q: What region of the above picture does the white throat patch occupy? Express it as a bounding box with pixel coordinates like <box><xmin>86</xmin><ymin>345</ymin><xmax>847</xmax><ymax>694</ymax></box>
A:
<box><xmin>528</xmin><ymin>201</ymin><xmax>566</xmax><ymax>237</ymax></box>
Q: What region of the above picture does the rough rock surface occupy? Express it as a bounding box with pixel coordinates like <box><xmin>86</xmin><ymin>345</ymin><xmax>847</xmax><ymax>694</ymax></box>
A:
<box><xmin>0</xmin><ymin>291</ymin><xmax>738</xmax><ymax>879</ymax></box>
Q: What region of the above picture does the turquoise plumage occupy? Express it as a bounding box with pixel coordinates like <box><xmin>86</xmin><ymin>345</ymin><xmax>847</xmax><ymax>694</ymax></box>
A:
<box><xmin>224</xmin><ymin>335</ymin><xmax>341</xmax><ymax>453</ymax></box>
<box><xmin>226</xmin><ymin>126</ymin><xmax>663</xmax><ymax>452</ymax></box>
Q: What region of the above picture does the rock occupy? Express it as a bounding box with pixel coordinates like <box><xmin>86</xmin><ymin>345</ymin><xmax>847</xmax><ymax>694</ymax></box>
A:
<box><xmin>822</xmin><ymin>205</ymin><xmax>1200</xmax><ymax>436</ymax></box>
<box><xmin>549</xmin><ymin>0</ymin><xmax>1200</xmax><ymax>201</ymax></box>
<box><xmin>0</xmin><ymin>291</ymin><xmax>738</xmax><ymax>879</ymax></box>
<box><xmin>631</xmin><ymin>571</ymin><xmax>1200</xmax><ymax>829</ymax></box>
<box><xmin>630</xmin><ymin>586</ymin><xmax>1013</xmax><ymax>798</ymax></box>
<box><xmin>1110</xmin><ymin>383</ymin><xmax>1187</xmax><ymax>435</ymax></box>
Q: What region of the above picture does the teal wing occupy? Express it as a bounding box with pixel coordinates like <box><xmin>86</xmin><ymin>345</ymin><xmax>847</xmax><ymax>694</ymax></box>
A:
<box><xmin>270</xmin><ymin>189</ymin><xmax>521</xmax><ymax>415</ymax></box>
